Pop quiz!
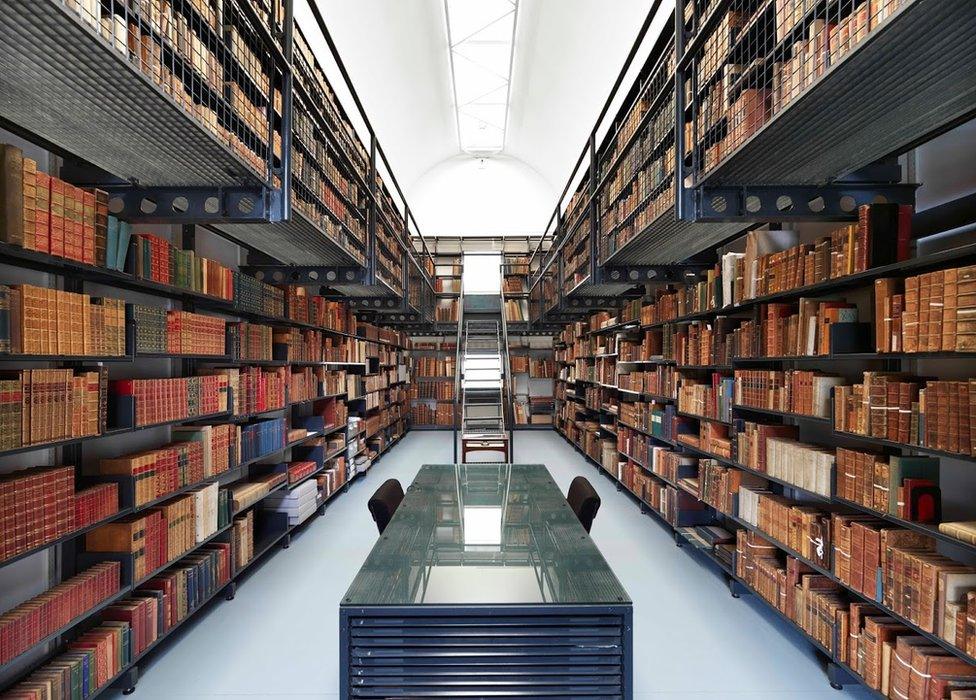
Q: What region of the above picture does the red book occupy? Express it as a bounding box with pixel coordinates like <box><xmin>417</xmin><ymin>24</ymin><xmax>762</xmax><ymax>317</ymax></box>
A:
<box><xmin>896</xmin><ymin>204</ymin><xmax>913</xmax><ymax>262</ymax></box>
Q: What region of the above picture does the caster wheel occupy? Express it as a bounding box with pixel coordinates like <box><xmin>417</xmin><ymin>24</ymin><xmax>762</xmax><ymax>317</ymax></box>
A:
<box><xmin>675</xmin><ymin>542</ymin><xmax>683</xmax><ymax>548</ymax></box>
<box><xmin>283</xmin><ymin>543</ymin><xmax>290</xmax><ymax>549</ymax></box>
<box><xmin>830</xmin><ymin>682</ymin><xmax>843</xmax><ymax>691</ymax></box>
<box><xmin>731</xmin><ymin>592</ymin><xmax>740</xmax><ymax>599</ymax></box>
<box><xmin>122</xmin><ymin>689</ymin><xmax>136</xmax><ymax>695</ymax></box>
<box><xmin>225</xmin><ymin>594</ymin><xmax>235</xmax><ymax>601</ymax></box>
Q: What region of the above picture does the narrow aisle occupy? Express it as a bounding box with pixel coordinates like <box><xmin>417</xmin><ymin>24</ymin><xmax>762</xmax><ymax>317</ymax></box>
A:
<box><xmin>105</xmin><ymin>431</ymin><xmax>872</xmax><ymax>699</ymax></box>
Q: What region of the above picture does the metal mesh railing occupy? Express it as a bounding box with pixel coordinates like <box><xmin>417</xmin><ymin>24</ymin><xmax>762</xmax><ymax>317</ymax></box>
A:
<box><xmin>598</xmin><ymin>38</ymin><xmax>676</xmax><ymax>263</ymax></box>
<box><xmin>60</xmin><ymin>0</ymin><xmax>284</xmax><ymax>184</ymax></box>
<box><xmin>290</xmin><ymin>24</ymin><xmax>368</xmax><ymax>263</ymax></box>
<box><xmin>682</xmin><ymin>0</ymin><xmax>916</xmax><ymax>184</ymax></box>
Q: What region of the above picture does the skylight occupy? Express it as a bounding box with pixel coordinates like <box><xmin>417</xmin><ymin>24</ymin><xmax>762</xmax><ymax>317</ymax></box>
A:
<box><xmin>444</xmin><ymin>0</ymin><xmax>518</xmax><ymax>155</ymax></box>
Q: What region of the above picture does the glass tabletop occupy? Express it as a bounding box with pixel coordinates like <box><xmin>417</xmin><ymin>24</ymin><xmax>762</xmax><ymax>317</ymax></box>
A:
<box><xmin>342</xmin><ymin>464</ymin><xmax>631</xmax><ymax>606</ymax></box>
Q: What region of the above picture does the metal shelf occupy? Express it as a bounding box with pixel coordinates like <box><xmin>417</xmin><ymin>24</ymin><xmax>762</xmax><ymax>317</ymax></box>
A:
<box><xmin>679</xmin><ymin>442</ymin><xmax>830</xmax><ymax>503</ymax></box>
<box><xmin>0</xmin><ymin>507</ymin><xmax>133</xmax><ymax>571</ymax></box>
<box><xmin>675</xmin><ymin>410</ymin><xmax>732</xmax><ymax>426</ymax></box>
<box><xmin>725</xmin><ymin>511</ymin><xmax>976</xmax><ymax>669</ymax></box>
<box><xmin>560</xmin><ymin>427</ymin><xmax>876</xmax><ymax>695</ymax></box>
<box><xmin>602</xmin><ymin>204</ymin><xmax>751</xmax><ymax>265</ymax></box>
<box><xmin>732</xmin><ymin>404</ymin><xmax>832</xmax><ymax>425</ymax></box>
<box><xmin>0</xmin><ymin>409</ymin><xmax>231</xmax><ymax>460</ymax></box>
<box><xmin>216</xmin><ymin>208</ymin><xmax>363</xmax><ymax>266</ymax></box>
<box><xmin>833</xmin><ymin>430</ymin><xmax>976</xmax><ymax>466</ymax></box>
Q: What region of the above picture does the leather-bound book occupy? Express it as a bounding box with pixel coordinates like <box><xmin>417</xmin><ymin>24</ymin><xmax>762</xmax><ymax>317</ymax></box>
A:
<box><xmin>863</xmin><ymin>617</ymin><xmax>907</xmax><ymax>690</ymax></box>
<box><xmin>904</xmin><ymin>274</ymin><xmax>920</xmax><ymax>353</ymax></box>
<box><xmin>888</xmin><ymin>636</ymin><xmax>930</xmax><ymax>700</ymax></box>
<box><xmin>940</xmin><ymin>522</ymin><xmax>976</xmax><ymax>546</ymax></box>
<box><xmin>858</xmin><ymin>203</ymin><xmax>911</xmax><ymax>269</ymax></box>
<box><xmin>875</xmin><ymin>278</ymin><xmax>902</xmax><ymax>352</ymax></box>
<box><xmin>957</xmin><ymin>265</ymin><xmax>976</xmax><ymax>351</ymax></box>
<box><xmin>0</xmin><ymin>144</ymin><xmax>25</xmax><ymax>246</ymax></box>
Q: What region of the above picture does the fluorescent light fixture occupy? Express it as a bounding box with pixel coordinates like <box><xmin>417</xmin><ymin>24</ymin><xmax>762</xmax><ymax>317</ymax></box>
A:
<box><xmin>444</xmin><ymin>0</ymin><xmax>518</xmax><ymax>155</ymax></box>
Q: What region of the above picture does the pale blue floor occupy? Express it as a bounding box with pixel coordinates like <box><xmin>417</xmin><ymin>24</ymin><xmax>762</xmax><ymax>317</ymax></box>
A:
<box><xmin>103</xmin><ymin>431</ymin><xmax>872</xmax><ymax>699</ymax></box>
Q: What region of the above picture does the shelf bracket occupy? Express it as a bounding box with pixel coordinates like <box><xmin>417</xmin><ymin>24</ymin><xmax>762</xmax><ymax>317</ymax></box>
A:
<box><xmin>825</xmin><ymin>661</ymin><xmax>856</xmax><ymax>691</ymax></box>
<box><xmin>691</xmin><ymin>182</ymin><xmax>918</xmax><ymax>223</ymax></box>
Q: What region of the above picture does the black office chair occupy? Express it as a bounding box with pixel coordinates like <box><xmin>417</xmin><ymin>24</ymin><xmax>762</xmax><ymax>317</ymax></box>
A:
<box><xmin>567</xmin><ymin>476</ymin><xmax>600</xmax><ymax>533</ymax></box>
<box><xmin>368</xmin><ymin>479</ymin><xmax>404</xmax><ymax>535</ymax></box>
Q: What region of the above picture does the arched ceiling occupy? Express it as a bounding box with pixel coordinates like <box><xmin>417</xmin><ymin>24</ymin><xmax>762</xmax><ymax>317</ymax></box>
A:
<box><xmin>299</xmin><ymin>0</ymin><xmax>665</xmax><ymax>234</ymax></box>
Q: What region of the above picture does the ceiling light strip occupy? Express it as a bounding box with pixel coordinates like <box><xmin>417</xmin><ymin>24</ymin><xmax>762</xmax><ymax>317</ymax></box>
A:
<box><xmin>444</xmin><ymin>0</ymin><xmax>519</xmax><ymax>155</ymax></box>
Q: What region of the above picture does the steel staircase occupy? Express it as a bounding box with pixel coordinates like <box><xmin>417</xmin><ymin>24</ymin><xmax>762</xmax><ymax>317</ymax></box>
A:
<box><xmin>453</xmin><ymin>294</ymin><xmax>513</xmax><ymax>463</ymax></box>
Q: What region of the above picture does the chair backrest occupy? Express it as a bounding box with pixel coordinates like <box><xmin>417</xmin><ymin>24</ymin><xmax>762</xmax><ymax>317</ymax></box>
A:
<box><xmin>566</xmin><ymin>476</ymin><xmax>600</xmax><ymax>533</ymax></box>
<box><xmin>368</xmin><ymin>479</ymin><xmax>405</xmax><ymax>535</ymax></box>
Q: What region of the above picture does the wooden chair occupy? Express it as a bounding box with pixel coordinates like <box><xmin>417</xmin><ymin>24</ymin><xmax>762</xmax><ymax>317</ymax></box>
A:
<box><xmin>461</xmin><ymin>436</ymin><xmax>510</xmax><ymax>463</ymax></box>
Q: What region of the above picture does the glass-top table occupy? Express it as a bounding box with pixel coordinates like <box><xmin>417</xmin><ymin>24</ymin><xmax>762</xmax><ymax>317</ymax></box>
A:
<box><xmin>339</xmin><ymin>464</ymin><xmax>633</xmax><ymax>698</ymax></box>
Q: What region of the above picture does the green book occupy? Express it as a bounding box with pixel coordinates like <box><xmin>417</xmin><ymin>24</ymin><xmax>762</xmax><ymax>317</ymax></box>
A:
<box><xmin>117</xmin><ymin>221</ymin><xmax>132</xmax><ymax>273</ymax></box>
<box><xmin>106</xmin><ymin>215</ymin><xmax>119</xmax><ymax>271</ymax></box>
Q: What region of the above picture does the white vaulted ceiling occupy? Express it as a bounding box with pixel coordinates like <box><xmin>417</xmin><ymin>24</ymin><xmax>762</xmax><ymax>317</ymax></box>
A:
<box><xmin>298</xmin><ymin>0</ymin><xmax>669</xmax><ymax>236</ymax></box>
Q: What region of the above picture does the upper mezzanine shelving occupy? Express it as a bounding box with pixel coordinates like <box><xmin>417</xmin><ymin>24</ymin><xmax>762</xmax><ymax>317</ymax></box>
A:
<box><xmin>528</xmin><ymin>8</ymin><xmax>757</xmax><ymax>320</ymax></box>
<box><xmin>532</xmin><ymin>1</ymin><xmax>976</xmax><ymax>320</ymax></box>
<box><xmin>0</xmin><ymin>0</ymin><xmax>282</xmax><ymax>189</ymax></box>
<box><xmin>0</xmin><ymin>0</ymin><xmax>435</xmax><ymax>312</ymax></box>
<box><xmin>677</xmin><ymin>0</ymin><xmax>976</xmax><ymax>217</ymax></box>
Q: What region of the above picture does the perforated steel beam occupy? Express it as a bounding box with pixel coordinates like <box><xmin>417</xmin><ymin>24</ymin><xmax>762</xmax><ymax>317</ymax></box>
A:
<box><xmin>597</xmin><ymin>263</ymin><xmax>712</xmax><ymax>285</ymax></box>
<box><xmin>561</xmin><ymin>297</ymin><xmax>621</xmax><ymax>312</ymax></box>
<box><xmin>371</xmin><ymin>311</ymin><xmax>422</xmax><ymax>324</ymax></box>
<box><xmin>693</xmin><ymin>183</ymin><xmax>918</xmax><ymax>223</ymax></box>
<box><xmin>347</xmin><ymin>297</ymin><xmax>411</xmax><ymax>313</ymax></box>
<box><xmin>239</xmin><ymin>265</ymin><xmax>368</xmax><ymax>286</ymax></box>
<box><xmin>100</xmin><ymin>186</ymin><xmax>284</xmax><ymax>224</ymax></box>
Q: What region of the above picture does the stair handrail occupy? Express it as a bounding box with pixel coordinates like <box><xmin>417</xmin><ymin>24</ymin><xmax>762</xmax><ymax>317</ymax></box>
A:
<box><xmin>499</xmin><ymin>283</ymin><xmax>514</xmax><ymax>458</ymax></box>
<box><xmin>452</xmin><ymin>289</ymin><xmax>464</xmax><ymax>463</ymax></box>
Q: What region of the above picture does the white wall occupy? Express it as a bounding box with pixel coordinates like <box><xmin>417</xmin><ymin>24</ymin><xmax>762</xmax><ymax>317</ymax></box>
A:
<box><xmin>408</xmin><ymin>154</ymin><xmax>554</xmax><ymax>236</ymax></box>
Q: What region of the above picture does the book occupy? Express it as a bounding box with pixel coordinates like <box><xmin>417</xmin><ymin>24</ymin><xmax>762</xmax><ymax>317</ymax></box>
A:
<box><xmin>109</xmin><ymin>374</ymin><xmax>230</xmax><ymax>427</ymax></box>
<box><xmin>3</xmin><ymin>284</ymin><xmax>126</xmax><ymax>356</ymax></box>
<box><xmin>0</xmin><ymin>143</ymin><xmax>24</xmax><ymax>246</ymax></box>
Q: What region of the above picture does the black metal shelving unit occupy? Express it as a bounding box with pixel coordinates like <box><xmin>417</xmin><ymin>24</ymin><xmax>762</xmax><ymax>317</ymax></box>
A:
<box><xmin>0</xmin><ymin>0</ymin><xmax>420</xmax><ymax>695</ymax></box>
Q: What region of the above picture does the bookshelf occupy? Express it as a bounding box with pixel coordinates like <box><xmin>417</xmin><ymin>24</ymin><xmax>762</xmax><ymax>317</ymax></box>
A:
<box><xmin>508</xmin><ymin>335</ymin><xmax>556</xmax><ymax>428</ymax></box>
<box><xmin>0</xmin><ymin>0</ymin><xmax>437</xmax><ymax>306</ymax></box>
<box><xmin>502</xmin><ymin>251</ymin><xmax>530</xmax><ymax>324</ymax></box>
<box><xmin>0</xmin><ymin>2</ymin><xmax>420</xmax><ymax>694</ymax></box>
<box><xmin>430</xmin><ymin>252</ymin><xmax>463</xmax><ymax>326</ymax></box>
<box><xmin>0</xmin><ymin>0</ymin><xmax>283</xmax><ymax>192</ymax></box>
<box><xmin>408</xmin><ymin>336</ymin><xmax>458</xmax><ymax>430</ymax></box>
<box><xmin>552</xmin><ymin>222</ymin><xmax>976</xmax><ymax>696</ymax></box>
<box><xmin>527</xmin><ymin>9</ymin><xmax>753</xmax><ymax>323</ymax></box>
<box><xmin>532</xmin><ymin>8</ymin><xmax>976</xmax><ymax>689</ymax></box>
<box><xmin>0</xmin><ymin>224</ymin><xmax>413</xmax><ymax>692</ymax></box>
